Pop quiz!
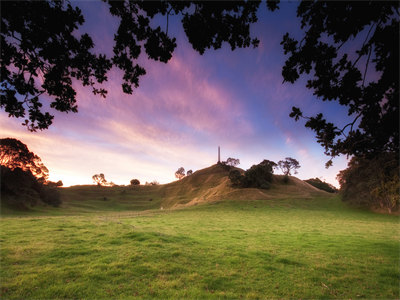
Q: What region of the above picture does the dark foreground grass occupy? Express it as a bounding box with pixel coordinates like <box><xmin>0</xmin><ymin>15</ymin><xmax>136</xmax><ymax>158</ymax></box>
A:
<box><xmin>1</xmin><ymin>196</ymin><xmax>399</xmax><ymax>299</ymax></box>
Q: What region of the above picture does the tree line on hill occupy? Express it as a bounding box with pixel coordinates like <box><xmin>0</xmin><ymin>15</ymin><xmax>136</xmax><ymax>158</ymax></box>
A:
<box><xmin>1</xmin><ymin>137</ymin><xmax>398</xmax><ymax>213</ymax></box>
<box><xmin>226</xmin><ymin>157</ymin><xmax>300</xmax><ymax>189</ymax></box>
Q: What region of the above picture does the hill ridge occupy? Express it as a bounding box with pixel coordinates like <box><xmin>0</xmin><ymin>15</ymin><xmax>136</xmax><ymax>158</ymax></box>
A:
<box><xmin>160</xmin><ymin>164</ymin><xmax>327</xmax><ymax>208</ymax></box>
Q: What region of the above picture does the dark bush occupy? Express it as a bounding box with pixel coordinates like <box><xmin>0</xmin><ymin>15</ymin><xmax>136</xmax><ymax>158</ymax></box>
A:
<box><xmin>1</xmin><ymin>166</ymin><xmax>41</xmax><ymax>207</ymax></box>
<box><xmin>337</xmin><ymin>152</ymin><xmax>399</xmax><ymax>213</ymax></box>
<box><xmin>242</xmin><ymin>164</ymin><xmax>273</xmax><ymax>188</ymax></box>
<box><xmin>228</xmin><ymin>169</ymin><xmax>243</xmax><ymax>186</ymax></box>
<box><xmin>305</xmin><ymin>178</ymin><xmax>337</xmax><ymax>193</ymax></box>
<box><xmin>1</xmin><ymin>165</ymin><xmax>62</xmax><ymax>208</ymax></box>
<box><xmin>228</xmin><ymin>160</ymin><xmax>276</xmax><ymax>189</ymax></box>
<box><xmin>130</xmin><ymin>179</ymin><xmax>140</xmax><ymax>185</ymax></box>
<box><xmin>40</xmin><ymin>186</ymin><xmax>62</xmax><ymax>207</ymax></box>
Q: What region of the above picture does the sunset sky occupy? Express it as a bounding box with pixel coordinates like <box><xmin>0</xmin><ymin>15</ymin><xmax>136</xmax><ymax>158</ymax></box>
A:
<box><xmin>0</xmin><ymin>1</ymin><xmax>351</xmax><ymax>187</ymax></box>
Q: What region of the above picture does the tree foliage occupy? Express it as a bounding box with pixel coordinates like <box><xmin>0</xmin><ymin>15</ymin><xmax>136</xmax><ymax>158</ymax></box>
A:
<box><xmin>337</xmin><ymin>152</ymin><xmax>399</xmax><ymax>213</ymax></box>
<box><xmin>277</xmin><ymin>157</ymin><xmax>300</xmax><ymax>176</ymax></box>
<box><xmin>0</xmin><ymin>137</ymin><xmax>48</xmax><ymax>181</ymax></box>
<box><xmin>130</xmin><ymin>178</ymin><xmax>140</xmax><ymax>186</ymax></box>
<box><xmin>305</xmin><ymin>178</ymin><xmax>337</xmax><ymax>193</ymax></box>
<box><xmin>175</xmin><ymin>167</ymin><xmax>185</xmax><ymax>180</ymax></box>
<box><xmin>0</xmin><ymin>138</ymin><xmax>61</xmax><ymax>208</ymax></box>
<box><xmin>92</xmin><ymin>173</ymin><xmax>107</xmax><ymax>186</ymax></box>
<box><xmin>229</xmin><ymin>159</ymin><xmax>276</xmax><ymax>189</ymax></box>
<box><xmin>1</xmin><ymin>0</ymin><xmax>265</xmax><ymax>130</ymax></box>
<box><xmin>225</xmin><ymin>157</ymin><xmax>240</xmax><ymax>167</ymax></box>
<box><xmin>282</xmin><ymin>1</ymin><xmax>399</xmax><ymax>163</ymax></box>
<box><xmin>186</xmin><ymin>169</ymin><xmax>193</xmax><ymax>176</ymax></box>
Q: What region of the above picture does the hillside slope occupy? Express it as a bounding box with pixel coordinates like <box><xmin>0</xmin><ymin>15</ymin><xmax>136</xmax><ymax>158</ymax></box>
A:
<box><xmin>159</xmin><ymin>164</ymin><xmax>327</xmax><ymax>208</ymax></box>
<box><xmin>1</xmin><ymin>164</ymin><xmax>329</xmax><ymax>215</ymax></box>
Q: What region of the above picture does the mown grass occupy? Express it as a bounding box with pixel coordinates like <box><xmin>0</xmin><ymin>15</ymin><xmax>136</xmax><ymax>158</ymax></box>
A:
<box><xmin>1</xmin><ymin>194</ymin><xmax>399</xmax><ymax>299</ymax></box>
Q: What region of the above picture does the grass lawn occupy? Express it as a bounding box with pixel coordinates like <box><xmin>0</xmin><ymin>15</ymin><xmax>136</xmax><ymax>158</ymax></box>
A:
<box><xmin>1</xmin><ymin>195</ymin><xmax>399</xmax><ymax>299</ymax></box>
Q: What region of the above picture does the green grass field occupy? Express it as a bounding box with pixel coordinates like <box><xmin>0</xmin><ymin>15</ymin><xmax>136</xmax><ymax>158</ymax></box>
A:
<box><xmin>1</xmin><ymin>166</ymin><xmax>399</xmax><ymax>299</ymax></box>
<box><xmin>1</xmin><ymin>195</ymin><xmax>399</xmax><ymax>299</ymax></box>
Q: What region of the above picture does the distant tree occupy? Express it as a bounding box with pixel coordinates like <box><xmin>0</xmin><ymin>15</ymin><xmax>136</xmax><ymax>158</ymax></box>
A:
<box><xmin>228</xmin><ymin>159</ymin><xmax>276</xmax><ymax>189</ymax></box>
<box><xmin>259</xmin><ymin>159</ymin><xmax>277</xmax><ymax>172</ymax></box>
<box><xmin>277</xmin><ymin>157</ymin><xmax>300</xmax><ymax>176</ymax></box>
<box><xmin>0</xmin><ymin>138</ymin><xmax>49</xmax><ymax>181</ymax></box>
<box><xmin>305</xmin><ymin>178</ymin><xmax>337</xmax><ymax>193</ymax></box>
<box><xmin>228</xmin><ymin>169</ymin><xmax>243</xmax><ymax>187</ymax></box>
<box><xmin>175</xmin><ymin>167</ymin><xmax>185</xmax><ymax>180</ymax></box>
<box><xmin>242</xmin><ymin>164</ymin><xmax>273</xmax><ymax>189</ymax></box>
<box><xmin>146</xmin><ymin>180</ymin><xmax>159</xmax><ymax>186</ymax></box>
<box><xmin>92</xmin><ymin>173</ymin><xmax>107</xmax><ymax>186</ymax></box>
<box><xmin>186</xmin><ymin>169</ymin><xmax>193</xmax><ymax>176</ymax></box>
<box><xmin>130</xmin><ymin>179</ymin><xmax>140</xmax><ymax>186</ymax></box>
<box><xmin>225</xmin><ymin>157</ymin><xmax>240</xmax><ymax>167</ymax></box>
<box><xmin>46</xmin><ymin>180</ymin><xmax>63</xmax><ymax>187</ymax></box>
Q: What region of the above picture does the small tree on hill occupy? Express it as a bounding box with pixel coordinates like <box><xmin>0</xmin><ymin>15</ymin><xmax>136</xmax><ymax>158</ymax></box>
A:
<box><xmin>175</xmin><ymin>167</ymin><xmax>185</xmax><ymax>180</ymax></box>
<box><xmin>228</xmin><ymin>159</ymin><xmax>276</xmax><ymax>189</ymax></box>
<box><xmin>277</xmin><ymin>157</ymin><xmax>300</xmax><ymax>176</ymax></box>
<box><xmin>93</xmin><ymin>173</ymin><xmax>107</xmax><ymax>186</ymax></box>
<box><xmin>46</xmin><ymin>180</ymin><xmax>63</xmax><ymax>187</ymax></box>
<box><xmin>225</xmin><ymin>157</ymin><xmax>240</xmax><ymax>167</ymax></box>
<box><xmin>187</xmin><ymin>169</ymin><xmax>193</xmax><ymax>176</ymax></box>
<box><xmin>130</xmin><ymin>179</ymin><xmax>140</xmax><ymax>186</ymax></box>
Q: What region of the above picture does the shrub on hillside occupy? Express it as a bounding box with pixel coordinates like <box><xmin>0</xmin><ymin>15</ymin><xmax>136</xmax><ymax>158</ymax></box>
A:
<box><xmin>40</xmin><ymin>186</ymin><xmax>62</xmax><ymax>207</ymax></box>
<box><xmin>130</xmin><ymin>179</ymin><xmax>140</xmax><ymax>186</ymax></box>
<box><xmin>1</xmin><ymin>166</ymin><xmax>62</xmax><ymax>208</ymax></box>
<box><xmin>229</xmin><ymin>160</ymin><xmax>276</xmax><ymax>189</ymax></box>
<box><xmin>1</xmin><ymin>166</ymin><xmax>41</xmax><ymax>207</ymax></box>
<box><xmin>228</xmin><ymin>169</ymin><xmax>243</xmax><ymax>187</ymax></box>
<box><xmin>305</xmin><ymin>178</ymin><xmax>337</xmax><ymax>193</ymax></box>
<box><xmin>337</xmin><ymin>152</ymin><xmax>399</xmax><ymax>213</ymax></box>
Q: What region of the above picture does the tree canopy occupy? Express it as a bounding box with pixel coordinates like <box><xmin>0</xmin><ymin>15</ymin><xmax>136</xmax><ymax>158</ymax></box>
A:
<box><xmin>0</xmin><ymin>137</ymin><xmax>48</xmax><ymax>180</ymax></box>
<box><xmin>1</xmin><ymin>0</ymin><xmax>264</xmax><ymax>131</ymax></box>
<box><xmin>1</xmin><ymin>0</ymin><xmax>398</xmax><ymax>165</ymax></box>
<box><xmin>277</xmin><ymin>157</ymin><xmax>300</xmax><ymax>176</ymax></box>
<box><xmin>175</xmin><ymin>167</ymin><xmax>185</xmax><ymax>180</ymax></box>
<box><xmin>283</xmin><ymin>1</ymin><xmax>399</xmax><ymax>163</ymax></box>
<box><xmin>92</xmin><ymin>173</ymin><xmax>107</xmax><ymax>186</ymax></box>
<box><xmin>0</xmin><ymin>138</ymin><xmax>61</xmax><ymax>208</ymax></box>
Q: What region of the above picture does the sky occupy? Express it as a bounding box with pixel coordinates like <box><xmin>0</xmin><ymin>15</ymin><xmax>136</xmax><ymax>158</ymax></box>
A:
<box><xmin>0</xmin><ymin>1</ymin><xmax>351</xmax><ymax>187</ymax></box>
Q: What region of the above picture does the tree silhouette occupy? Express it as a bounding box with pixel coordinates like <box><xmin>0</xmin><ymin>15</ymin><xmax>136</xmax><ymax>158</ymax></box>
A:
<box><xmin>175</xmin><ymin>167</ymin><xmax>185</xmax><ymax>180</ymax></box>
<box><xmin>3</xmin><ymin>1</ymin><xmax>397</xmax><ymax>169</ymax></box>
<box><xmin>92</xmin><ymin>173</ymin><xmax>107</xmax><ymax>186</ymax></box>
<box><xmin>0</xmin><ymin>138</ymin><xmax>48</xmax><ymax>181</ymax></box>
<box><xmin>0</xmin><ymin>138</ymin><xmax>61</xmax><ymax>207</ymax></box>
<box><xmin>130</xmin><ymin>179</ymin><xmax>140</xmax><ymax>186</ymax></box>
<box><xmin>186</xmin><ymin>169</ymin><xmax>193</xmax><ymax>176</ymax></box>
<box><xmin>277</xmin><ymin>157</ymin><xmax>300</xmax><ymax>176</ymax></box>
<box><xmin>225</xmin><ymin>157</ymin><xmax>240</xmax><ymax>167</ymax></box>
<box><xmin>281</xmin><ymin>1</ymin><xmax>399</xmax><ymax>164</ymax></box>
<box><xmin>1</xmin><ymin>1</ymin><xmax>264</xmax><ymax>130</ymax></box>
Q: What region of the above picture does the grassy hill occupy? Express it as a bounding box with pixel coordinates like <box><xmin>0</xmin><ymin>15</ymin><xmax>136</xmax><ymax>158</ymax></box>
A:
<box><xmin>2</xmin><ymin>164</ymin><xmax>328</xmax><ymax>215</ymax></box>
<box><xmin>1</xmin><ymin>164</ymin><xmax>399</xmax><ymax>299</ymax></box>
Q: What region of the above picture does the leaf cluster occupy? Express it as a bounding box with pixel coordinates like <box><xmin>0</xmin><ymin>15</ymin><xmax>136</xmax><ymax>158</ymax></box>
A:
<box><xmin>0</xmin><ymin>137</ymin><xmax>48</xmax><ymax>181</ymax></box>
<box><xmin>337</xmin><ymin>152</ymin><xmax>399</xmax><ymax>213</ymax></box>
<box><xmin>1</xmin><ymin>0</ymin><xmax>266</xmax><ymax>130</ymax></box>
<box><xmin>229</xmin><ymin>159</ymin><xmax>277</xmax><ymax>189</ymax></box>
<box><xmin>282</xmin><ymin>1</ymin><xmax>399</xmax><ymax>160</ymax></box>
